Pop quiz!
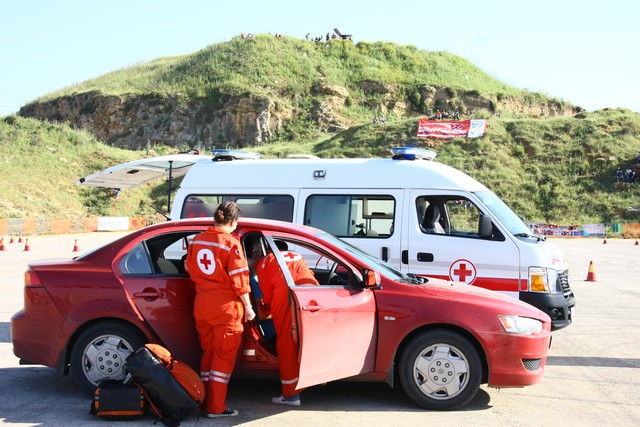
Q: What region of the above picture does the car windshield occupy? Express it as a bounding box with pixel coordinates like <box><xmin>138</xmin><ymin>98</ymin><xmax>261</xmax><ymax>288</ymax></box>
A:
<box><xmin>475</xmin><ymin>190</ymin><xmax>532</xmax><ymax>236</ymax></box>
<box><xmin>314</xmin><ymin>230</ymin><xmax>408</xmax><ymax>281</ymax></box>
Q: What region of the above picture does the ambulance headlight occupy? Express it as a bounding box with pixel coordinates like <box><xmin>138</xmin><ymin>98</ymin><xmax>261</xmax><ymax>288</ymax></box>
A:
<box><xmin>528</xmin><ymin>267</ymin><xmax>558</xmax><ymax>293</ymax></box>
<box><xmin>498</xmin><ymin>315</ymin><xmax>543</xmax><ymax>335</ymax></box>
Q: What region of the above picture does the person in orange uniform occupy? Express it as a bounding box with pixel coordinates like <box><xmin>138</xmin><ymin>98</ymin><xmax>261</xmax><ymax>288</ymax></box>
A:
<box><xmin>184</xmin><ymin>201</ymin><xmax>256</xmax><ymax>418</ymax></box>
<box><xmin>254</xmin><ymin>240</ymin><xmax>319</xmax><ymax>407</ymax></box>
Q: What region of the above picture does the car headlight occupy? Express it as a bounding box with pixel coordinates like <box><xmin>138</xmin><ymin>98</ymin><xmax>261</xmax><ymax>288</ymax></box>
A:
<box><xmin>498</xmin><ymin>315</ymin><xmax>543</xmax><ymax>335</ymax></box>
<box><xmin>528</xmin><ymin>267</ymin><xmax>558</xmax><ymax>293</ymax></box>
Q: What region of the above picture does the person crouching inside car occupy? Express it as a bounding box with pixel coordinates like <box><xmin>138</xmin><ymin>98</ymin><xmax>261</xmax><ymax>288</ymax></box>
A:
<box><xmin>255</xmin><ymin>240</ymin><xmax>319</xmax><ymax>407</ymax></box>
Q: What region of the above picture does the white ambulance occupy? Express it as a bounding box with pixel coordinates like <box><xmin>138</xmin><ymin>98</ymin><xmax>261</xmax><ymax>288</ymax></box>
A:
<box><xmin>78</xmin><ymin>147</ymin><xmax>575</xmax><ymax>330</ymax></box>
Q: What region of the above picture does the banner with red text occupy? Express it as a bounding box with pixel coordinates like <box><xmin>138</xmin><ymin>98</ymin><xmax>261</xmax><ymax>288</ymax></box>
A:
<box><xmin>417</xmin><ymin>119</ymin><xmax>487</xmax><ymax>139</ymax></box>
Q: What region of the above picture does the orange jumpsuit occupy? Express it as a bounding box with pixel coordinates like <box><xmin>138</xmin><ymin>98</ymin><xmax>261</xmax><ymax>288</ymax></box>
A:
<box><xmin>255</xmin><ymin>250</ymin><xmax>318</xmax><ymax>397</ymax></box>
<box><xmin>185</xmin><ymin>227</ymin><xmax>250</xmax><ymax>414</ymax></box>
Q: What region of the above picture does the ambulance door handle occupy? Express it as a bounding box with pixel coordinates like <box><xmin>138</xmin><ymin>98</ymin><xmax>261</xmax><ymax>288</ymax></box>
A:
<box><xmin>381</xmin><ymin>247</ymin><xmax>388</xmax><ymax>262</ymax></box>
<box><xmin>417</xmin><ymin>252</ymin><xmax>435</xmax><ymax>262</ymax></box>
<box><xmin>402</xmin><ymin>250</ymin><xmax>408</xmax><ymax>264</ymax></box>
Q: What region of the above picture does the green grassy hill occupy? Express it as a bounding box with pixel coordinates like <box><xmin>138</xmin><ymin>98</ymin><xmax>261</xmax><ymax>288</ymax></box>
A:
<box><xmin>0</xmin><ymin>116</ymin><xmax>157</xmax><ymax>219</ymax></box>
<box><xmin>2</xmin><ymin>110</ymin><xmax>639</xmax><ymax>224</ymax></box>
<box><xmin>40</xmin><ymin>35</ymin><xmax>523</xmax><ymax>106</ymax></box>
<box><xmin>314</xmin><ymin>109</ymin><xmax>640</xmax><ymax>223</ymax></box>
<box><xmin>3</xmin><ymin>35</ymin><xmax>639</xmax><ymax>224</ymax></box>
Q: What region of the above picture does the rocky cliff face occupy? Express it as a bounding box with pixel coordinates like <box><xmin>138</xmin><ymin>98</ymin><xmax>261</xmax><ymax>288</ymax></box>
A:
<box><xmin>19</xmin><ymin>84</ymin><xmax>580</xmax><ymax>150</ymax></box>
<box><xmin>19</xmin><ymin>91</ymin><xmax>290</xmax><ymax>150</ymax></box>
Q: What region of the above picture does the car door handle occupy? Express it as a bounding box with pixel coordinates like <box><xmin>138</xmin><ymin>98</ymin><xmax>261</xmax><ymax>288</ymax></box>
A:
<box><xmin>301</xmin><ymin>305</ymin><xmax>323</xmax><ymax>312</ymax></box>
<box><xmin>133</xmin><ymin>290</ymin><xmax>164</xmax><ymax>299</ymax></box>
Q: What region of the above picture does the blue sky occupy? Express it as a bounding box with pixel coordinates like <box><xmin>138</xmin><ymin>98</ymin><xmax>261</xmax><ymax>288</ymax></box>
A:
<box><xmin>1</xmin><ymin>0</ymin><xmax>638</xmax><ymax>117</ymax></box>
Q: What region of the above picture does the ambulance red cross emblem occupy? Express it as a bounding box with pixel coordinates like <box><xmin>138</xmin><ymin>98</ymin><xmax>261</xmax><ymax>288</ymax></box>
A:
<box><xmin>449</xmin><ymin>259</ymin><xmax>477</xmax><ymax>284</ymax></box>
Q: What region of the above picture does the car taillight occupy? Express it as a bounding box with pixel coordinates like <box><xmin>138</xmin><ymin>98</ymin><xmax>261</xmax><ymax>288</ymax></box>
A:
<box><xmin>24</xmin><ymin>269</ymin><xmax>42</xmax><ymax>287</ymax></box>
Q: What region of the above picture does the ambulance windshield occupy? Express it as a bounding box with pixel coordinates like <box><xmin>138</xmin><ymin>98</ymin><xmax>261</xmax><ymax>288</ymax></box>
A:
<box><xmin>475</xmin><ymin>191</ymin><xmax>532</xmax><ymax>236</ymax></box>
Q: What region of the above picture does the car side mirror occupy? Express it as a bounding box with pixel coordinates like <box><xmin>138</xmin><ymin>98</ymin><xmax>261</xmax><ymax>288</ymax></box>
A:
<box><xmin>363</xmin><ymin>269</ymin><xmax>381</xmax><ymax>288</ymax></box>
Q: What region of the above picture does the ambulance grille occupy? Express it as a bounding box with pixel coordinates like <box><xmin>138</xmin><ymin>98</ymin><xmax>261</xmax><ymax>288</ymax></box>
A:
<box><xmin>522</xmin><ymin>358</ymin><xmax>542</xmax><ymax>371</ymax></box>
<box><xmin>556</xmin><ymin>270</ymin><xmax>573</xmax><ymax>299</ymax></box>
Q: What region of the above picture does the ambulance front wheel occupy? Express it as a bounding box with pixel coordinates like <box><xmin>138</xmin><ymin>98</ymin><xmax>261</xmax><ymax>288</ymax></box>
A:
<box><xmin>398</xmin><ymin>330</ymin><xmax>482</xmax><ymax>410</ymax></box>
<box><xmin>70</xmin><ymin>321</ymin><xmax>147</xmax><ymax>394</ymax></box>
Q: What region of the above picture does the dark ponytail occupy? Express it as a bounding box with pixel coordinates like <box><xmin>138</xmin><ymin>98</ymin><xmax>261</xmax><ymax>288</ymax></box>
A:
<box><xmin>214</xmin><ymin>201</ymin><xmax>241</xmax><ymax>224</ymax></box>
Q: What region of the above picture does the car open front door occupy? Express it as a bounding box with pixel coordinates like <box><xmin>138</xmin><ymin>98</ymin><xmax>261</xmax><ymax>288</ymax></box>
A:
<box><xmin>290</xmin><ymin>286</ymin><xmax>377</xmax><ymax>389</ymax></box>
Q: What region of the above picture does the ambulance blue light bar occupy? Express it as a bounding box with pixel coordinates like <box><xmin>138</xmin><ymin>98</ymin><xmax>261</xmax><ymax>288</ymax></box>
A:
<box><xmin>391</xmin><ymin>147</ymin><xmax>437</xmax><ymax>160</ymax></box>
<box><xmin>210</xmin><ymin>149</ymin><xmax>261</xmax><ymax>161</ymax></box>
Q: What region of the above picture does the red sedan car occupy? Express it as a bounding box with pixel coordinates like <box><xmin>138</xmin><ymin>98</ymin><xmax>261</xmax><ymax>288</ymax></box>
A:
<box><xmin>11</xmin><ymin>218</ymin><xmax>551</xmax><ymax>410</ymax></box>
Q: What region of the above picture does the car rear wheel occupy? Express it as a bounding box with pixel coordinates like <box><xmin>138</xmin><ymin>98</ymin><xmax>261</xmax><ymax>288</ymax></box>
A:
<box><xmin>70</xmin><ymin>321</ymin><xmax>146</xmax><ymax>393</ymax></box>
<box><xmin>398</xmin><ymin>330</ymin><xmax>482</xmax><ymax>410</ymax></box>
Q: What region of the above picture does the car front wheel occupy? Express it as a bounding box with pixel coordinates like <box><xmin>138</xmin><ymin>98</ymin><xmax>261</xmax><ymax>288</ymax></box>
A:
<box><xmin>398</xmin><ymin>330</ymin><xmax>482</xmax><ymax>410</ymax></box>
<box><xmin>70</xmin><ymin>321</ymin><xmax>146</xmax><ymax>393</ymax></box>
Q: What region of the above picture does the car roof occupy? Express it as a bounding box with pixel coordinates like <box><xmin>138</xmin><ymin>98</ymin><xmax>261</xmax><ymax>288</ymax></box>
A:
<box><xmin>143</xmin><ymin>217</ymin><xmax>322</xmax><ymax>236</ymax></box>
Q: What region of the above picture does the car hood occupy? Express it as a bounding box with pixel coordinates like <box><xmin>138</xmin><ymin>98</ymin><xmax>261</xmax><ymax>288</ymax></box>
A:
<box><xmin>416</xmin><ymin>277</ymin><xmax>548</xmax><ymax>321</ymax></box>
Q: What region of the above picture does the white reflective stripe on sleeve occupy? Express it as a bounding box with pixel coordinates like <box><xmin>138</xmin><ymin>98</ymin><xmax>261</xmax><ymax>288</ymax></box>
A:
<box><xmin>191</xmin><ymin>239</ymin><xmax>231</xmax><ymax>252</ymax></box>
<box><xmin>229</xmin><ymin>266</ymin><xmax>249</xmax><ymax>276</ymax></box>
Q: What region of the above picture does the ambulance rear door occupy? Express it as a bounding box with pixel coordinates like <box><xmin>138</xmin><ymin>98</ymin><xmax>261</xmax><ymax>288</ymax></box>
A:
<box><xmin>405</xmin><ymin>190</ymin><xmax>521</xmax><ymax>297</ymax></box>
<box><xmin>298</xmin><ymin>189</ymin><xmax>404</xmax><ymax>267</ymax></box>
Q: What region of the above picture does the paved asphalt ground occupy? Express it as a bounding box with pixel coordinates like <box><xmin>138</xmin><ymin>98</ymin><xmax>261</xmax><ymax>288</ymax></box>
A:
<box><xmin>1</xmin><ymin>232</ymin><xmax>639</xmax><ymax>426</ymax></box>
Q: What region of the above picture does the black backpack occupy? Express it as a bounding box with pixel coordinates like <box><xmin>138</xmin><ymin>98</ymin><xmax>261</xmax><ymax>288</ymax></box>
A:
<box><xmin>125</xmin><ymin>344</ymin><xmax>202</xmax><ymax>427</ymax></box>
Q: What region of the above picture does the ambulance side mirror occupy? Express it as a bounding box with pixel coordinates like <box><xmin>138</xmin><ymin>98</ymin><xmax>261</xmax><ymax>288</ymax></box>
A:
<box><xmin>478</xmin><ymin>214</ymin><xmax>493</xmax><ymax>238</ymax></box>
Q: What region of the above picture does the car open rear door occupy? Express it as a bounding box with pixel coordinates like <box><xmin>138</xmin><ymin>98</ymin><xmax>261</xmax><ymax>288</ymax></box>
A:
<box><xmin>290</xmin><ymin>286</ymin><xmax>377</xmax><ymax>388</ymax></box>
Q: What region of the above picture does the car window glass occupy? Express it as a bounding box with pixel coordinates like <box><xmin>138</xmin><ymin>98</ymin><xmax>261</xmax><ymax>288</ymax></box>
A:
<box><xmin>121</xmin><ymin>232</ymin><xmax>201</xmax><ymax>276</ymax></box>
<box><xmin>120</xmin><ymin>242</ymin><xmax>153</xmax><ymax>275</ymax></box>
<box><xmin>267</xmin><ymin>237</ymin><xmax>358</xmax><ymax>287</ymax></box>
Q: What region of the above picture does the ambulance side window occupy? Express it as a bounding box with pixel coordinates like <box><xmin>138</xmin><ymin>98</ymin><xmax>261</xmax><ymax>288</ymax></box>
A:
<box><xmin>417</xmin><ymin>196</ymin><xmax>503</xmax><ymax>240</ymax></box>
<box><xmin>182</xmin><ymin>194</ymin><xmax>294</xmax><ymax>221</ymax></box>
<box><xmin>304</xmin><ymin>195</ymin><xmax>395</xmax><ymax>238</ymax></box>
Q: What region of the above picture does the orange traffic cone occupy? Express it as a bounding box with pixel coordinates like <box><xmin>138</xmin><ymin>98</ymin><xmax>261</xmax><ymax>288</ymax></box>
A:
<box><xmin>635</xmin><ymin>238</ymin><xmax>639</xmax><ymax>246</ymax></box>
<box><xmin>603</xmin><ymin>236</ymin><xmax>607</xmax><ymax>244</ymax></box>
<box><xmin>18</xmin><ymin>234</ymin><xmax>23</xmax><ymax>243</ymax></box>
<box><xmin>23</xmin><ymin>238</ymin><xmax>31</xmax><ymax>251</ymax></box>
<box><xmin>9</xmin><ymin>235</ymin><xmax>15</xmax><ymax>244</ymax></box>
<box><xmin>585</xmin><ymin>261</ymin><xmax>596</xmax><ymax>282</ymax></box>
<box><xmin>72</xmin><ymin>239</ymin><xmax>80</xmax><ymax>252</ymax></box>
<box><xmin>0</xmin><ymin>238</ymin><xmax>6</xmax><ymax>251</ymax></box>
